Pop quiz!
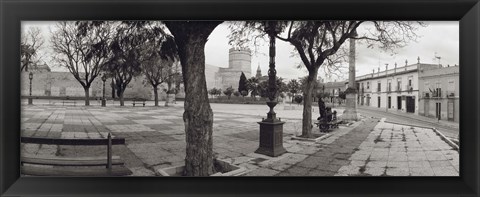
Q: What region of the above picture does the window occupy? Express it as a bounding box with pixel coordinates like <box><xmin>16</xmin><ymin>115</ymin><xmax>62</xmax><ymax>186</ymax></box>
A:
<box><xmin>377</xmin><ymin>82</ymin><xmax>381</xmax><ymax>92</ymax></box>
<box><xmin>387</xmin><ymin>79</ymin><xmax>392</xmax><ymax>92</ymax></box>
<box><xmin>367</xmin><ymin>82</ymin><xmax>370</xmax><ymax>89</ymax></box>
<box><xmin>397</xmin><ymin>78</ymin><xmax>402</xmax><ymax>91</ymax></box>
<box><xmin>435</xmin><ymin>82</ymin><xmax>442</xmax><ymax>97</ymax></box>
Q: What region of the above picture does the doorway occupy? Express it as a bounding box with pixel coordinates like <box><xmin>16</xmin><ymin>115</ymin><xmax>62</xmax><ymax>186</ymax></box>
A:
<box><xmin>406</xmin><ymin>96</ymin><xmax>415</xmax><ymax>113</ymax></box>
<box><xmin>448</xmin><ymin>101</ymin><xmax>454</xmax><ymax>121</ymax></box>
<box><xmin>388</xmin><ymin>96</ymin><xmax>391</xmax><ymax>109</ymax></box>
<box><xmin>397</xmin><ymin>96</ymin><xmax>402</xmax><ymax>110</ymax></box>
<box><xmin>436</xmin><ymin>102</ymin><xmax>442</xmax><ymax>120</ymax></box>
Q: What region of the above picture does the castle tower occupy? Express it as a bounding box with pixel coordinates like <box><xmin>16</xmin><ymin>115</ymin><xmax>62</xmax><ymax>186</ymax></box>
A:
<box><xmin>256</xmin><ymin>64</ymin><xmax>262</xmax><ymax>78</ymax></box>
<box><xmin>228</xmin><ymin>47</ymin><xmax>252</xmax><ymax>78</ymax></box>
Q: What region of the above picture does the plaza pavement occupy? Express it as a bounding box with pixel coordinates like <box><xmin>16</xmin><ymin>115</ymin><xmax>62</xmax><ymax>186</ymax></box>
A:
<box><xmin>20</xmin><ymin>100</ymin><xmax>459</xmax><ymax>176</ymax></box>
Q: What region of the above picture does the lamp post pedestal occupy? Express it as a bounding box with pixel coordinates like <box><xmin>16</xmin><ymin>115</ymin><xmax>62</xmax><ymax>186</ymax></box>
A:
<box><xmin>256</xmin><ymin>101</ymin><xmax>286</xmax><ymax>157</ymax></box>
<box><xmin>101</xmin><ymin>99</ymin><xmax>106</xmax><ymax>107</ymax></box>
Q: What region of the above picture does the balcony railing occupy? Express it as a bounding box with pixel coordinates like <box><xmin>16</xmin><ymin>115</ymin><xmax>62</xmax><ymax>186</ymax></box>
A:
<box><xmin>431</xmin><ymin>90</ymin><xmax>442</xmax><ymax>98</ymax></box>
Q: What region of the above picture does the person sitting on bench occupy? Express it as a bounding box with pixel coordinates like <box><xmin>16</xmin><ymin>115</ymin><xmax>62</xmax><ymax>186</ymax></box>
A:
<box><xmin>325</xmin><ymin>107</ymin><xmax>333</xmax><ymax>122</ymax></box>
<box><xmin>317</xmin><ymin>98</ymin><xmax>326</xmax><ymax>121</ymax></box>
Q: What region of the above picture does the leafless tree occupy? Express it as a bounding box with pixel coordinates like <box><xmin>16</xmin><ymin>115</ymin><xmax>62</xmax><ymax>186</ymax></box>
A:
<box><xmin>51</xmin><ymin>21</ymin><xmax>112</xmax><ymax>106</ymax></box>
<box><xmin>21</xmin><ymin>27</ymin><xmax>44</xmax><ymax>72</ymax></box>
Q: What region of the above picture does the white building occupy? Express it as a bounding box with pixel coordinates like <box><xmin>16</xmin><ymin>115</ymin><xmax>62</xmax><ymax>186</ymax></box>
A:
<box><xmin>356</xmin><ymin>58</ymin><xmax>439</xmax><ymax>114</ymax></box>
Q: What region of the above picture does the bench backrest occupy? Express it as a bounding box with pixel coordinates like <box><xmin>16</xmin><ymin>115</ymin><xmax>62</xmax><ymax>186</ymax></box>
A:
<box><xmin>21</xmin><ymin>133</ymin><xmax>125</xmax><ymax>170</ymax></box>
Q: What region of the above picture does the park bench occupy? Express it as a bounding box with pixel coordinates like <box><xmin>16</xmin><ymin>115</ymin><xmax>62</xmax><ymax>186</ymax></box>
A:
<box><xmin>314</xmin><ymin>119</ymin><xmax>341</xmax><ymax>133</ymax></box>
<box><xmin>315</xmin><ymin>105</ymin><xmax>341</xmax><ymax>133</ymax></box>
<box><xmin>20</xmin><ymin>133</ymin><xmax>132</xmax><ymax>176</ymax></box>
<box><xmin>132</xmin><ymin>98</ymin><xmax>146</xmax><ymax>107</ymax></box>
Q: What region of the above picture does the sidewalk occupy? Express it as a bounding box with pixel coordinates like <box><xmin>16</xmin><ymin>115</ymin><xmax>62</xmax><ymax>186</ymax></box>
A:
<box><xmin>357</xmin><ymin>105</ymin><xmax>459</xmax><ymax>130</ymax></box>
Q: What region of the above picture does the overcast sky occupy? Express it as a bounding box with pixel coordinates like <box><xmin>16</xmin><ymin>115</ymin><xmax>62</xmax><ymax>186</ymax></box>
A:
<box><xmin>23</xmin><ymin>21</ymin><xmax>459</xmax><ymax>82</ymax></box>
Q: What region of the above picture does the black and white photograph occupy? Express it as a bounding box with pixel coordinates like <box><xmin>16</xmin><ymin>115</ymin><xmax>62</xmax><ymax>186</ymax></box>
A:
<box><xmin>20</xmin><ymin>20</ymin><xmax>459</xmax><ymax>177</ymax></box>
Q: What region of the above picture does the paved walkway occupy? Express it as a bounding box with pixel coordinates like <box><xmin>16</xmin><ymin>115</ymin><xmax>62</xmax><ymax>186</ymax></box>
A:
<box><xmin>20</xmin><ymin>101</ymin><xmax>459</xmax><ymax>176</ymax></box>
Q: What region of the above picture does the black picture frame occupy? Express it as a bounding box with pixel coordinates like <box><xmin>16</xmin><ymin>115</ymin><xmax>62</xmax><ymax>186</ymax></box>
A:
<box><xmin>1</xmin><ymin>0</ymin><xmax>478</xmax><ymax>196</ymax></box>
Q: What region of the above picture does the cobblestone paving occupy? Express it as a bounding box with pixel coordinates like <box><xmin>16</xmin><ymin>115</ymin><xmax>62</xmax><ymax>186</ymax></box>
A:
<box><xmin>334</xmin><ymin>120</ymin><xmax>459</xmax><ymax>176</ymax></box>
<box><xmin>21</xmin><ymin>104</ymin><xmax>308</xmax><ymax>176</ymax></box>
<box><xmin>21</xmin><ymin>103</ymin><xmax>459</xmax><ymax>176</ymax></box>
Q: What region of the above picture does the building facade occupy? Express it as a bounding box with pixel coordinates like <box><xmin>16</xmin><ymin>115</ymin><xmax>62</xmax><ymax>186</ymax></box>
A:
<box><xmin>356</xmin><ymin>59</ymin><xmax>439</xmax><ymax>115</ymax></box>
<box><xmin>418</xmin><ymin>65</ymin><xmax>459</xmax><ymax>122</ymax></box>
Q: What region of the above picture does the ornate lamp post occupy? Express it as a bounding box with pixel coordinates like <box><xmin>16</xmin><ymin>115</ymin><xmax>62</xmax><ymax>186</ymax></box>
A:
<box><xmin>255</xmin><ymin>21</ymin><xmax>286</xmax><ymax>157</ymax></box>
<box><xmin>28</xmin><ymin>72</ymin><xmax>33</xmax><ymax>105</ymax></box>
<box><xmin>101</xmin><ymin>74</ymin><xmax>107</xmax><ymax>107</ymax></box>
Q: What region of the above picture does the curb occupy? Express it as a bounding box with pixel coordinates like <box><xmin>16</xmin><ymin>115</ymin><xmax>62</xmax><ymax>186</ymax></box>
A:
<box><xmin>432</xmin><ymin>128</ymin><xmax>459</xmax><ymax>151</ymax></box>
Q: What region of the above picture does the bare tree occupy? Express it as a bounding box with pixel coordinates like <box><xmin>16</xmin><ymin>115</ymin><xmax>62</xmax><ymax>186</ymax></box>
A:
<box><xmin>21</xmin><ymin>27</ymin><xmax>44</xmax><ymax>72</ymax></box>
<box><xmin>51</xmin><ymin>21</ymin><xmax>111</xmax><ymax>106</ymax></box>
<box><xmin>164</xmin><ymin>21</ymin><xmax>222</xmax><ymax>176</ymax></box>
<box><xmin>230</xmin><ymin>21</ymin><xmax>425</xmax><ymax>138</ymax></box>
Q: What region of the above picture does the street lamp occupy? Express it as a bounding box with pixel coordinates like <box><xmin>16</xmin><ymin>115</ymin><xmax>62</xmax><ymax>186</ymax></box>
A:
<box><xmin>101</xmin><ymin>74</ymin><xmax>107</xmax><ymax>107</ymax></box>
<box><xmin>28</xmin><ymin>72</ymin><xmax>33</xmax><ymax>105</ymax></box>
<box><xmin>255</xmin><ymin>21</ymin><xmax>286</xmax><ymax>157</ymax></box>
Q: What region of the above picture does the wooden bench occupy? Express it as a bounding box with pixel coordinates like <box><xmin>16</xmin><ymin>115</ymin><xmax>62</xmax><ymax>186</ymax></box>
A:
<box><xmin>132</xmin><ymin>99</ymin><xmax>146</xmax><ymax>107</ymax></box>
<box><xmin>21</xmin><ymin>133</ymin><xmax>132</xmax><ymax>176</ymax></box>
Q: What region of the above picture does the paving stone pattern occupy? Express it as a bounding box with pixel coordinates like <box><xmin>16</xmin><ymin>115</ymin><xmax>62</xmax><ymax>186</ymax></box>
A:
<box><xmin>20</xmin><ymin>104</ymin><xmax>459</xmax><ymax>176</ymax></box>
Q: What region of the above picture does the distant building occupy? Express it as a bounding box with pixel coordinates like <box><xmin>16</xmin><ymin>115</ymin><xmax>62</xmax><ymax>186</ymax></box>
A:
<box><xmin>214</xmin><ymin>48</ymin><xmax>252</xmax><ymax>90</ymax></box>
<box><xmin>418</xmin><ymin>65</ymin><xmax>459</xmax><ymax>122</ymax></box>
<box><xmin>356</xmin><ymin>57</ymin><xmax>442</xmax><ymax>115</ymax></box>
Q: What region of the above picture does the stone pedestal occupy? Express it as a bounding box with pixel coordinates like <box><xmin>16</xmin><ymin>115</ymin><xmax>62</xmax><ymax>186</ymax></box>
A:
<box><xmin>256</xmin><ymin>120</ymin><xmax>286</xmax><ymax>157</ymax></box>
<box><xmin>28</xmin><ymin>97</ymin><xmax>33</xmax><ymax>105</ymax></box>
<box><xmin>342</xmin><ymin>93</ymin><xmax>358</xmax><ymax>121</ymax></box>
<box><xmin>101</xmin><ymin>99</ymin><xmax>106</xmax><ymax>107</ymax></box>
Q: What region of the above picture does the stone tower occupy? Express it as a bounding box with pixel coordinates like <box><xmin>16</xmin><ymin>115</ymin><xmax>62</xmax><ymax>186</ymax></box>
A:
<box><xmin>228</xmin><ymin>47</ymin><xmax>252</xmax><ymax>78</ymax></box>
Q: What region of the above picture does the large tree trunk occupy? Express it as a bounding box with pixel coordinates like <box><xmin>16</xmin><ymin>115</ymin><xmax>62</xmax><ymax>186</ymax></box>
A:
<box><xmin>153</xmin><ymin>85</ymin><xmax>158</xmax><ymax>106</ymax></box>
<box><xmin>165</xmin><ymin>21</ymin><xmax>221</xmax><ymax>176</ymax></box>
<box><xmin>83</xmin><ymin>86</ymin><xmax>90</xmax><ymax>106</ymax></box>
<box><xmin>301</xmin><ymin>69</ymin><xmax>319</xmax><ymax>138</ymax></box>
